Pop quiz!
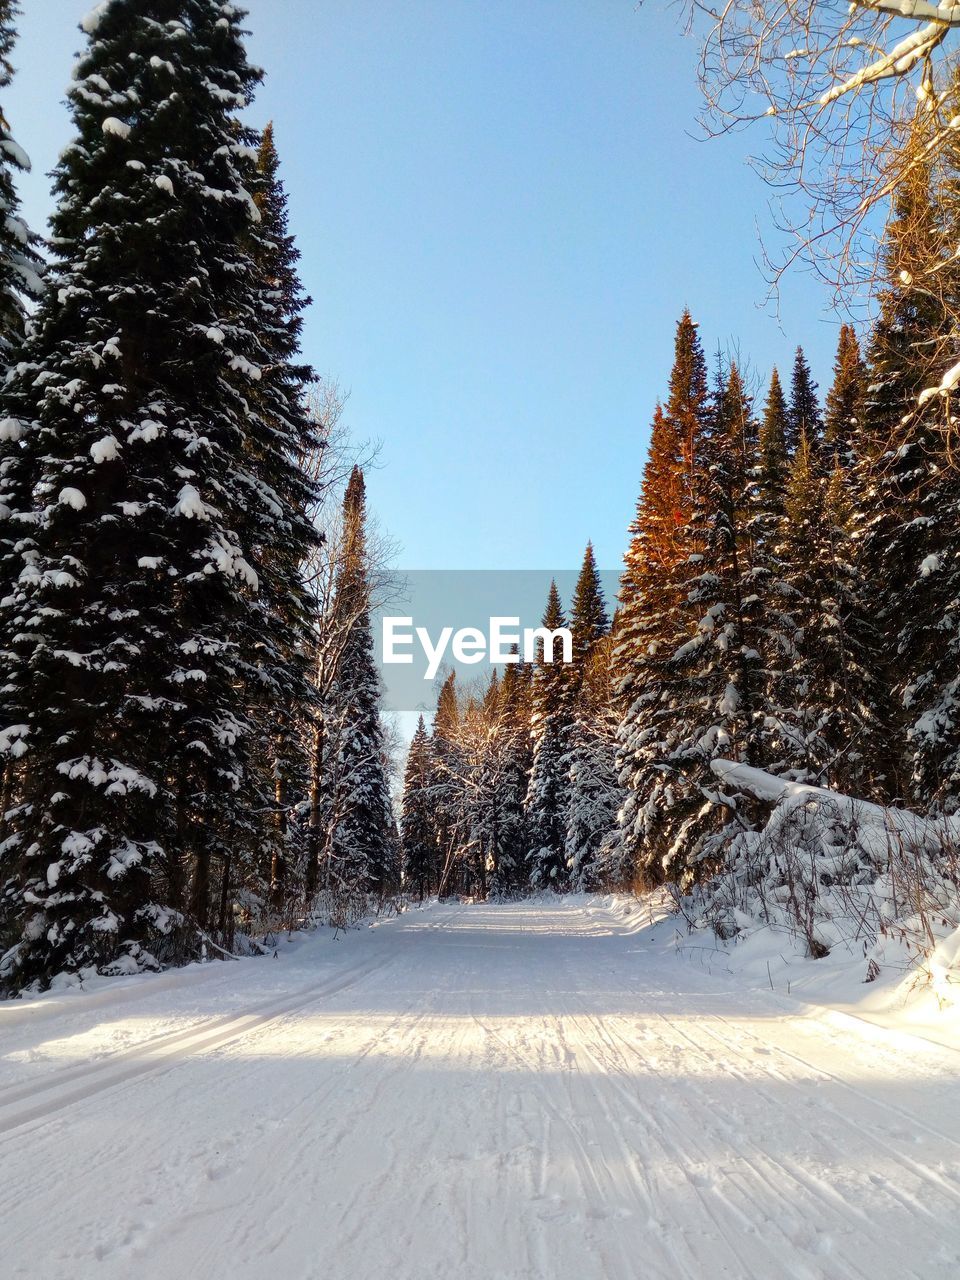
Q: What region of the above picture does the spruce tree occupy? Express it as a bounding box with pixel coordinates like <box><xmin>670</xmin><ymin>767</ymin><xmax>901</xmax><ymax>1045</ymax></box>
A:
<box><xmin>570</xmin><ymin>542</ymin><xmax>609</xmax><ymax>667</ymax></box>
<box><xmin>757</xmin><ymin>367</ymin><xmax>790</xmax><ymax>514</ymax></box>
<box><xmin>487</xmin><ymin>657</ymin><xmax>532</xmax><ymax>897</ymax></box>
<box><xmin>565</xmin><ymin>634</ymin><xmax>623</xmax><ymax>890</ymax></box>
<box><xmin>0</xmin><ymin>1</ymin><xmax>319</xmax><ymax>990</ymax></box>
<box><xmin>611</xmin><ymin>312</ymin><xmax>710</xmax><ymax>888</ymax></box>
<box><xmin>525</xmin><ymin>580</ymin><xmax>573</xmax><ymax>890</ymax></box>
<box><xmin>859</xmin><ymin>129</ymin><xmax>954</xmax><ymax>804</ymax></box>
<box><xmin>787</xmin><ymin>347</ymin><xmax>822</xmax><ymax>456</ymax></box>
<box><xmin>431</xmin><ymin>671</ymin><xmax>464</xmax><ymax>897</ymax></box>
<box><xmin>400</xmin><ymin>716</ymin><xmax>437</xmax><ymax>900</ymax></box>
<box><xmin>563</xmin><ymin>543</ymin><xmax>617</xmax><ymax>888</ymax></box>
<box><xmin>323</xmin><ymin>468</ymin><xmax>395</xmax><ymax>896</ymax></box>
<box><xmin>823</xmin><ymin>324</ymin><xmax>866</xmax><ymax>468</ymax></box>
<box><xmin>767</xmin><ymin>435</ymin><xmax>881</xmax><ymax>791</ymax></box>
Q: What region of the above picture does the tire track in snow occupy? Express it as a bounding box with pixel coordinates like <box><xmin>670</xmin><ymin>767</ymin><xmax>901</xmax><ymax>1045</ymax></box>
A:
<box><xmin>0</xmin><ymin>946</ymin><xmax>399</xmax><ymax>1138</ymax></box>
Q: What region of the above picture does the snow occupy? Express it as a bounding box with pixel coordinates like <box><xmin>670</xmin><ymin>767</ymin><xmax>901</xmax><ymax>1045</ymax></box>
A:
<box><xmin>101</xmin><ymin>117</ymin><xmax>131</xmax><ymax>141</ymax></box>
<box><xmin>2</xmin><ymin>899</ymin><xmax>960</xmax><ymax>1279</ymax></box>
<box><xmin>57</xmin><ymin>488</ymin><xmax>87</xmax><ymax>511</ymax></box>
<box><xmin>174</xmin><ymin>484</ymin><xmax>209</xmax><ymax>521</ymax></box>
<box><xmin>81</xmin><ymin>1</ymin><xmax>113</xmax><ymax>34</ymax></box>
<box><xmin>154</xmin><ymin>175</ymin><xmax>174</xmax><ymax>196</ymax></box>
<box><xmin>0</xmin><ymin>417</ymin><xmax>24</xmax><ymax>442</ymax></box>
<box><xmin>90</xmin><ymin>435</ymin><xmax>119</xmax><ymax>464</ymax></box>
<box><xmin>0</xmin><ymin>137</ymin><xmax>31</xmax><ymax>171</ymax></box>
<box><xmin>205</xmin><ymin>326</ymin><xmax>225</xmax><ymax>344</ymax></box>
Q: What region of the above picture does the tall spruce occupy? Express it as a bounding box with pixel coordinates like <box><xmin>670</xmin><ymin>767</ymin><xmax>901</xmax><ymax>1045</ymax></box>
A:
<box><xmin>823</xmin><ymin>324</ymin><xmax>866</xmax><ymax>468</ymax></box>
<box><xmin>859</xmin><ymin>126</ymin><xmax>954</xmax><ymax>804</ymax></box>
<box><xmin>788</xmin><ymin>347</ymin><xmax>822</xmax><ymax>456</ymax></box>
<box><xmin>0</xmin><ymin>1</ymin><xmax>319</xmax><ymax>991</ymax></box>
<box><xmin>400</xmin><ymin>716</ymin><xmax>437</xmax><ymax>900</ymax></box>
<box><xmin>611</xmin><ymin>312</ymin><xmax>711</xmax><ymax>888</ymax></box>
<box><xmin>525</xmin><ymin>580</ymin><xmax>573</xmax><ymax>890</ymax></box>
<box><xmin>322</xmin><ymin>468</ymin><xmax>395</xmax><ymax>895</ymax></box>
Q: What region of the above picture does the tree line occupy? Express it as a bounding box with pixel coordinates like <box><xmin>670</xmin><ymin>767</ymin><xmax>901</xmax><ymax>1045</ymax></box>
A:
<box><xmin>400</xmin><ymin>112</ymin><xmax>960</xmax><ymax>899</ymax></box>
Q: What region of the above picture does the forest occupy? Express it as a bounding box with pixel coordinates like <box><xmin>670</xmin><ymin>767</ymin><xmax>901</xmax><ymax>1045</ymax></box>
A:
<box><xmin>1</xmin><ymin>0</ymin><xmax>960</xmax><ymax>997</ymax></box>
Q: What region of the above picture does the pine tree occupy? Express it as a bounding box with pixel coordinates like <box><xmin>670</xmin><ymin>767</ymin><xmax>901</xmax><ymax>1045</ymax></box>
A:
<box><xmin>611</xmin><ymin>312</ymin><xmax>710</xmax><ymax>888</ymax></box>
<box><xmin>858</xmin><ymin>127</ymin><xmax>955</xmax><ymax>805</ymax></box>
<box><xmin>487</xmin><ymin>657</ymin><xmax>533</xmax><ymax>897</ymax></box>
<box><xmin>431</xmin><ymin>670</ymin><xmax>464</xmax><ymax>897</ymax></box>
<box><xmin>766</xmin><ymin>434</ymin><xmax>881</xmax><ymax>791</ymax></box>
<box><xmin>757</xmin><ymin>367</ymin><xmax>790</xmax><ymax>515</ymax></box>
<box><xmin>525</xmin><ymin>580</ymin><xmax>573</xmax><ymax>890</ymax></box>
<box><xmin>563</xmin><ymin>543</ymin><xmax>617</xmax><ymax>888</ymax></box>
<box><xmin>400</xmin><ymin>716</ymin><xmax>437</xmax><ymax>900</ymax></box>
<box><xmin>570</xmin><ymin>542</ymin><xmax>609</xmax><ymax>667</ymax></box>
<box><xmin>0</xmin><ymin>1</ymin><xmax>319</xmax><ymax>991</ymax></box>
<box><xmin>0</xmin><ymin>1</ymin><xmax>42</xmax><ymax>952</ymax></box>
<box><xmin>823</xmin><ymin>324</ymin><xmax>866</xmax><ymax>468</ymax></box>
<box><xmin>565</xmin><ymin>634</ymin><xmax>623</xmax><ymax>890</ymax></box>
<box><xmin>323</xmin><ymin>468</ymin><xmax>395</xmax><ymax>896</ymax></box>
<box><xmin>788</xmin><ymin>346</ymin><xmax>822</xmax><ymax>456</ymax></box>
<box><xmin>244</xmin><ymin>122</ymin><xmax>320</xmax><ymax>914</ymax></box>
<box><xmin>876</xmin><ymin>106</ymin><xmax>960</xmax><ymax>809</ymax></box>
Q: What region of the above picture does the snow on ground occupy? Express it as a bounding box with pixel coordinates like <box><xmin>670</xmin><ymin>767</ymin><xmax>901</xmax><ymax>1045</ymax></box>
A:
<box><xmin>3</xmin><ymin>898</ymin><xmax>960</xmax><ymax>1279</ymax></box>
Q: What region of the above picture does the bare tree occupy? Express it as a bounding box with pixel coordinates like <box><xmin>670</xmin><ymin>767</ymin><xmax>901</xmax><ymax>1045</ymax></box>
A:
<box><xmin>689</xmin><ymin>0</ymin><xmax>960</xmax><ymax>294</ymax></box>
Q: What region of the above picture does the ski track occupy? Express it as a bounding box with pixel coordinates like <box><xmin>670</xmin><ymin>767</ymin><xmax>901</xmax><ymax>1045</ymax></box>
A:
<box><xmin>2</xmin><ymin>900</ymin><xmax>960</xmax><ymax>1279</ymax></box>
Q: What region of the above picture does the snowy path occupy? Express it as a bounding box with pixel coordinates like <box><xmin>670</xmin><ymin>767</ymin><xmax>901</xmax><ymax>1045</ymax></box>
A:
<box><xmin>3</xmin><ymin>901</ymin><xmax>960</xmax><ymax>1280</ymax></box>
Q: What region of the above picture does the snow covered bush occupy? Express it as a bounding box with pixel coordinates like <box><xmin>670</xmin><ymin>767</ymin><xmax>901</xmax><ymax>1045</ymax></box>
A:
<box><xmin>675</xmin><ymin>760</ymin><xmax>960</xmax><ymax>978</ymax></box>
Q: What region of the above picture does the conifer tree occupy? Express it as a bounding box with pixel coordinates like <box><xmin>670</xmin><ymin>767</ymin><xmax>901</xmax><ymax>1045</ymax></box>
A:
<box><xmin>565</xmin><ymin>634</ymin><xmax>623</xmax><ymax>890</ymax></box>
<box><xmin>611</xmin><ymin>312</ymin><xmax>711</xmax><ymax>888</ymax></box>
<box><xmin>823</xmin><ymin>324</ymin><xmax>866</xmax><ymax>468</ymax></box>
<box><xmin>431</xmin><ymin>671</ymin><xmax>464</xmax><ymax>897</ymax></box>
<box><xmin>244</xmin><ymin>122</ymin><xmax>320</xmax><ymax>912</ymax></box>
<box><xmin>874</xmin><ymin>109</ymin><xmax>960</xmax><ymax>809</ymax></box>
<box><xmin>487</xmin><ymin>657</ymin><xmax>533</xmax><ymax>897</ymax></box>
<box><xmin>570</xmin><ymin>542</ymin><xmax>609</xmax><ymax>667</ymax></box>
<box><xmin>563</xmin><ymin>543</ymin><xmax>617</xmax><ymax>887</ymax></box>
<box><xmin>787</xmin><ymin>347</ymin><xmax>822</xmax><ymax>456</ymax></box>
<box><xmin>525</xmin><ymin>580</ymin><xmax>573</xmax><ymax>890</ymax></box>
<box><xmin>323</xmin><ymin>468</ymin><xmax>395</xmax><ymax>895</ymax></box>
<box><xmin>757</xmin><ymin>367</ymin><xmax>790</xmax><ymax>515</ymax></box>
<box><xmin>859</xmin><ymin>129</ymin><xmax>954</xmax><ymax>804</ymax></box>
<box><xmin>0</xmin><ymin>1</ymin><xmax>320</xmax><ymax>990</ymax></box>
<box><xmin>766</xmin><ymin>435</ymin><xmax>881</xmax><ymax>791</ymax></box>
<box><xmin>400</xmin><ymin>716</ymin><xmax>437</xmax><ymax>900</ymax></box>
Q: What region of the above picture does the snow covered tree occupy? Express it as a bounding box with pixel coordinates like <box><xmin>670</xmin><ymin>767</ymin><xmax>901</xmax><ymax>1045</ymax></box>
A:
<box><xmin>321</xmin><ymin>468</ymin><xmax>395</xmax><ymax>896</ymax></box>
<box><xmin>565</xmin><ymin>634</ymin><xmax>623</xmax><ymax>890</ymax></box>
<box><xmin>757</xmin><ymin>367</ymin><xmax>789</xmax><ymax>518</ymax></box>
<box><xmin>0</xmin><ymin>1</ymin><xmax>320</xmax><ymax>991</ymax></box>
<box><xmin>787</xmin><ymin>346</ymin><xmax>822</xmax><ymax>456</ymax></box>
<box><xmin>525</xmin><ymin>580</ymin><xmax>573</xmax><ymax>890</ymax></box>
<box><xmin>569</xmin><ymin>541</ymin><xmax>608</xmax><ymax>668</ymax></box>
<box><xmin>486</xmin><ymin>657</ymin><xmax>533</xmax><ymax>897</ymax></box>
<box><xmin>562</xmin><ymin>542</ymin><xmax>618</xmax><ymax>888</ymax></box>
<box><xmin>242</xmin><ymin>122</ymin><xmax>321</xmax><ymax>914</ymax></box>
<box><xmin>823</xmin><ymin>324</ymin><xmax>866</xmax><ymax>468</ymax></box>
<box><xmin>400</xmin><ymin>716</ymin><xmax>437</xmax><ymax>900</ymax></box>
<box><xmin>858</xmin><ymin>132</ymin><xmax>955</xmax><ymax>805</ymax></box>
<box><xmin>611</xmin><ymin>312</ymin><xmax>711</xmax><ymax>889</ymax></box>
<box><xmin>766</xmin><ymin>433</ymin><xmax>882</xmax><ymax>792</ymax></box>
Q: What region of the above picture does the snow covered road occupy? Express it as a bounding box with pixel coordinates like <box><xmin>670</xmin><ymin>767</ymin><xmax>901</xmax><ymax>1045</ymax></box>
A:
<box><xmin>3</xmin><ymin>899</ymin><xmax>960</xmax><ymax>1280</ymax></box>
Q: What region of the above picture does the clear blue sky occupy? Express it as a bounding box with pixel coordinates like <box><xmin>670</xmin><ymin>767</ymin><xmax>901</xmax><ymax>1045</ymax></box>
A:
<box><xmin>8</xmin><ymin>0</ymin><xmax>843</xmax><ymax>573</ymax></box>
